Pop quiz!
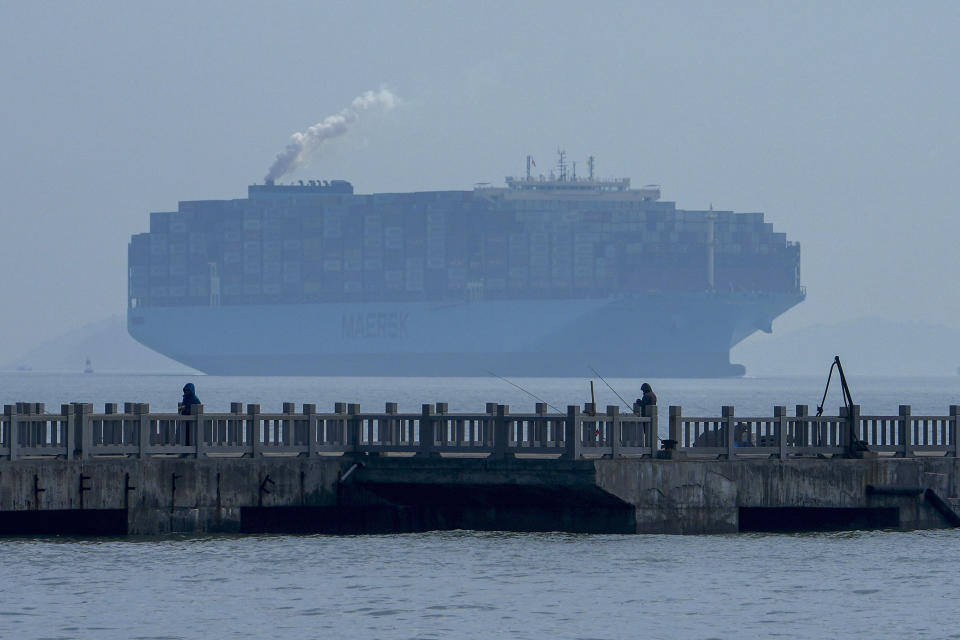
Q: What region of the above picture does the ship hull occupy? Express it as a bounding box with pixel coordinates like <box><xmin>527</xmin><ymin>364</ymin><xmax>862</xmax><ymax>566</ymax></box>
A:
<box><xmin>128</xmin><ymin>292</ymin><xmax>803</xmax><ymax>377</ymax></box>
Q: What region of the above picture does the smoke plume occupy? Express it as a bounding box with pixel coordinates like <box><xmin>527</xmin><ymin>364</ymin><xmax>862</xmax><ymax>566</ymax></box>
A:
<box><xmin>264</xmin><ymin>88</ymin><xmax>399</xmax><ymax>183</ymax></box>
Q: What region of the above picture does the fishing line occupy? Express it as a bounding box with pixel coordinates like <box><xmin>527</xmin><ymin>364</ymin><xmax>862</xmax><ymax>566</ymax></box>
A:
<box><xmin>589</xmin><ymin>366</ymin><xmax>633</xmax><ymax>412</ymax></box>
<box><xmin>483</xmin><ymin>370</ymin><xmax>562</xmax><ymax>413</ymax></box>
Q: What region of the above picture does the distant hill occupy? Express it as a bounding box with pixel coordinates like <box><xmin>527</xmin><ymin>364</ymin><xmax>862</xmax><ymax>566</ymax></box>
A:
<box><xmin>733</xmin><ymin>317</ymin><xmax>960</xmax><ymax>376</ymax></box>
<box><xmin>2</xmin><ymin>315</ymin><xmax>197</xmax><ymax>374</ymax></box>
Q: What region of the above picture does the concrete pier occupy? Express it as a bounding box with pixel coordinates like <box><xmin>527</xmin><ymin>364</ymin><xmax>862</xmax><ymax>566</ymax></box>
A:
<box><xmin>1</xmin><ymin>401</ymin><xmax>959</xmax><ymax>535</ymax></box>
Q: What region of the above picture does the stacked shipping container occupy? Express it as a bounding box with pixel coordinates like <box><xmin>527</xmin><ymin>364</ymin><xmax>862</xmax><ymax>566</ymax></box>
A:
<box><xmin>128</xmin><ymin>183</ymin><xmax>801</xmax><ymax>309</ymax></box>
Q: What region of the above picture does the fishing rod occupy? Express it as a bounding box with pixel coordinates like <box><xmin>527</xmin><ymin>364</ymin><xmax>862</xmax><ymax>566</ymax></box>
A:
<box><xmin>590</xmin><ymin>366</ymin><xmax>665</xmax><ymax>444</ymax></box>
<box><xmin>589</xmin><ymin>366</ymin><xmax>633</xmax><ymax>413</ymax></box>
<box><xmin>483</xmin><ymin>370</ymin><xmax>562</xmax><ymax>413</ymax></box>
<box><xmin>816</xmin><ymin>355</ymin><xmax>853</xmax><ymax>417</ymax></box>
<box><xmin>816</xmin><ymin>355</ymin><xmax>867</xmax><ymax>457</ymax></box>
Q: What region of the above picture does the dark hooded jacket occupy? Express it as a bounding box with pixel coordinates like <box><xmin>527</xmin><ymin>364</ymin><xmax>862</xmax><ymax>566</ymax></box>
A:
<box><xmin>634</xmin><ymin>383</ymin><xmax>657</xmax><ymax>413</ymax></box>
<box><xmin>179</xmin><ymin>383</ymin><xmax>201</xmax><ymax>416</ymax></box>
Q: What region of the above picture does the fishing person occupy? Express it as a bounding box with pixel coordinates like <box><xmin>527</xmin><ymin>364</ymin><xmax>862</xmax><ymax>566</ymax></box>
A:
<box><xmin>177</xmin><ymin>382</ymin><xmax>201</xmax><ymax>446</ymax></box>
<box><xmin>633</xmin><ymin>382</ymin><xmax>657</xmax><ymax>414</ymax></box>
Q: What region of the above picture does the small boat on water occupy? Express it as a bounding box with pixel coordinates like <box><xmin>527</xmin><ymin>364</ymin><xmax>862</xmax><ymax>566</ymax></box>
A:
<box><xmin>84</xmin><ymin>358</ymin><xmax>93</xmax><ymax>374</ymax></box>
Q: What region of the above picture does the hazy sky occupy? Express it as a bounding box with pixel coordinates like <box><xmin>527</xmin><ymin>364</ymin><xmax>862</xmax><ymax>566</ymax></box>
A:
<box><xmin>1</xmin><ymin>1</ymin><xmax>958</xmax><ymax>364</ymax></box>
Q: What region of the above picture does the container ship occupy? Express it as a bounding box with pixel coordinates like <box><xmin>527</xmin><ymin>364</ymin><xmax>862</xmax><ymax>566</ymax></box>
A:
<box><xmin>127</xmin><ymin>153</ymin><xmax>804</xmax><ymax>376</ymax></box>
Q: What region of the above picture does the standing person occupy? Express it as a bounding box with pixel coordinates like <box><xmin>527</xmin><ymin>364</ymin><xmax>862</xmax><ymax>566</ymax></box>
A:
<box><xmin>178</xmin><ymin>383</ymin><xmax>201</xmax><ymax>446</ymax></box>
<box><xmin>633</xmin><ymin>382</ymin><xmax>657</xmax><ymax>414</ymax></box>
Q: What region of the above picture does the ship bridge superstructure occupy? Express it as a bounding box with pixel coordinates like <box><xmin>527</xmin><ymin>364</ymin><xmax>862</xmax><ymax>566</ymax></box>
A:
<box><xmin>500</xmin><ymin>151</ymin><xmax>660</xmax><ymax>201</ymax></box>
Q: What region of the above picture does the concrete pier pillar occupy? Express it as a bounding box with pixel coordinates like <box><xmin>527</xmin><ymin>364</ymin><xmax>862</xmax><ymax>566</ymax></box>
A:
<box><xmin>416</xmin><ymin>404</ymin><xmax>438</xmax><ymax>457</ymax></box>
<box><xmin>347</xmin><ymin>403</ymin><xmax>361</xmax><ymax>452</ymax></box>
<box><xmin>722</xmin><ymin>406</ymin><xmax>735</xmax><ymax>459</ymax></box>
<box><xmin>899</xmin><ymin>405</ymin><xmax>911</xmax><ymax>457</ymax></box>
<box><xmin>607</xmin><ymin>405</ymin><xmax>620</xmax><ymax>458</ymax></box>
<box><xmin>774</xmin><ymin>406</ymin><xmax>787</xmax><ymax>458</ymax></box>
<box><xmin>247</xmin><ymin>404</ymin><xmax>261</xmax><ymax>457</ymax></box>
<box><xmin>491</xmin><ymin>404</ymin><xmax>512</xmax><ymax>459</ymax></box>
<box><xmin>795</xmin><ymin>405</ymin><xmax>809</xmax><ymax>446</ymax></box>
<box><xmin>563</xmin><ymin>405</ymin><xmax>581</xmax><ymax>460</ymax></box>
<box><xmin>644</xmin><ymin>404</ymin><xmax>658</xmax><ymax>457</ymax></box>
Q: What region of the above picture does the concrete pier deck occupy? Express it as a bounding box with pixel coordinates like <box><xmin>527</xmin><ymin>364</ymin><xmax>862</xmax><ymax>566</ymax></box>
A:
<box><xmin>1</xmin><ymin>401</ymin><xmax>959</xmax><ymax>535</ymax></box>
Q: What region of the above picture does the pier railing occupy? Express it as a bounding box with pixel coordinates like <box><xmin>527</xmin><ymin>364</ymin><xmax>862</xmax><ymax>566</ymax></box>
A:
<box><xmin>1</xmin><ymin>402</ymin><xmax>957</xmax><ymax>461</ymax></box>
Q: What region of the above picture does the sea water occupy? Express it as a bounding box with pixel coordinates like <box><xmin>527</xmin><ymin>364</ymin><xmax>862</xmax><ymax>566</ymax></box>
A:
<box><xmin>1</xmin><ymin>373</ymin><xmax>958</xmax><ymax>640</ymax></box>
